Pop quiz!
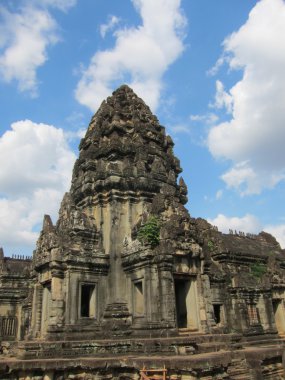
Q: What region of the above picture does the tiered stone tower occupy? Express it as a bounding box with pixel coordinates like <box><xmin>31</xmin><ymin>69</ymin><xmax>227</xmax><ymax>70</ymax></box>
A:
<box><xmin>31</xmin><ymin>85</ymin><xmax>203</xmax><ymax>340</ymax></box>
<box><xmin>2</xmin><ymin>86</ymin><xmax>285</xmax><ymax>379</ymax></box>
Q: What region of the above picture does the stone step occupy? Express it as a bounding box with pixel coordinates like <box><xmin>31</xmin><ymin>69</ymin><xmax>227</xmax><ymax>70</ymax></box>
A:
<box><xmin>240</xmin><ymin>333</ymin><xmax>285</xmax><ymax>348</ymax></box>
<box><xmin>196</xmin><ymin>341</ymin><xmax>228</xmax><ymax>354</ymax></box>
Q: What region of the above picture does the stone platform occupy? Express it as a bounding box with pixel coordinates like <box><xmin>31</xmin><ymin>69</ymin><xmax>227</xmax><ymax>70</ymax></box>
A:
<box><xmin>1</xmin><ymin>333</ymin><xmax>285</xmax><ymax>379</ymax></box>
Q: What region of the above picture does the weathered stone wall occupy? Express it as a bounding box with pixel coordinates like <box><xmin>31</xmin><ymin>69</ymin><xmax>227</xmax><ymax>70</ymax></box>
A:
<box><xmin>0</xmin><ymin>249</ymin><xmax>32</xmax><ymax>341</ymax></box>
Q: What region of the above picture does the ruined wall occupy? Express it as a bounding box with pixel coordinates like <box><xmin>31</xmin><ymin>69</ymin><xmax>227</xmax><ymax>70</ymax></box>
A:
<box><xmin>0</xmin><ymin>248</ymin><xmax>32</xmax><ymax>341</ymax></box>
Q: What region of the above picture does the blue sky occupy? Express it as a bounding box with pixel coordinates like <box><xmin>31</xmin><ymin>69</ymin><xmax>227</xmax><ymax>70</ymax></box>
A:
<box><xmin>1</xmin><ymin>0</ymin><xmax>285</xmax><ymax>256</ymax></box>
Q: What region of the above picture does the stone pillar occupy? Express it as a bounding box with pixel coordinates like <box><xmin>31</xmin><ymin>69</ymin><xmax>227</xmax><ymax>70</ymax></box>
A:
<box><xmin>30</xmin><ymin>283</ymin><xmax>43</xmax><ymax>337</ymax></box>
<box><xmin>158</xmin><ymin>262</ymin><xmax>176</xmax><ymax>328</ymax></box>
<box><xmin>68</xmin><ymin>271</ymin><xmax>78</xmax><ymax>325</ymax></box>
<box><xmin>64</xmin><ymin>269</ymin><xmax>71</xmax><ymax>324</ymax></box>
<box><xmin>233</xmin><ymin>298</ymin><xmax>248</xmax><ymax>332</ymax></box>
<box><xmin>49</xmin><ymin>266</ymin><xmax>64</xmax><ymax>330</ymax></box>
<box><xmin>16</xmin><ymin>303</ymin><xmax>22</xmax><ymax>340</ymax></box>
<box><xmin>198</xmin><ymin>274</ymin><xmax>212</xmax><ymax>333</ymax></box>
<box><xmin>146</xmin><ymin>265</ymin><xmax>159</xmax><ymax>323</ymax></box>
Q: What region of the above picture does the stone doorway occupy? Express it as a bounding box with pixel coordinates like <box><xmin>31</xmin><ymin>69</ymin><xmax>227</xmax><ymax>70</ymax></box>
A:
<box><xmin>174</xmin><ymin>278</ymin><xmax>199</xmax><ymax>330</ymax></box>
<box><xmin>213</xmin><ymin>304</ymin><xmax>223</xmax><ymax>325</ymax></box>
<box><xmin>80</xmin><ymin>284</ymin><xmax>96</xmax><ymax>318</ymax></box>
<box><xmin>272</xmin><ymin>299</ymin><xmax>285</xmax><ymax>335</ymax></box>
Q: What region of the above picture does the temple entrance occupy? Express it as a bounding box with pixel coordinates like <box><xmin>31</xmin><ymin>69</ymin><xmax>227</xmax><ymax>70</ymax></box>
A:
<box><xmin>80</xmin><ymin>284</ymin><xmax>96</xmax><ymax>318</ymax></box>
<box><xmin>213</xmin><ymin>304</ymin><xmax>222</xmax><ymax>324</ymax></box>
<box><xmin>175</xmin><ymin>280</ymin><xmax>188</xmax><ymax>327</ymax></box>
<box><xmin>272</xmin><ymin>299</ymin><xmax>285</xmax><ymax>335</ymax></box>
<box><xmin>174</xmin><ymin>278</ymin><xmax>199</xmax><ymax>330</ymax></box>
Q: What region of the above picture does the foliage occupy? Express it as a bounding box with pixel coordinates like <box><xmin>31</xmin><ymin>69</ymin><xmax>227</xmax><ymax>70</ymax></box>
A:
<box><xmin>251</xmin><ymin>262</ymin><xmax>267</xmax><ymax>279</ymax></box>
<box><xmin>207</xmin><ymin>240</ymin><xmax>215</xmax><ymax>251</ymax></box>
<box><xmin>138</xmin><ymin>215</ymin><xmax>160</xmax><ymax>248</ymax></box>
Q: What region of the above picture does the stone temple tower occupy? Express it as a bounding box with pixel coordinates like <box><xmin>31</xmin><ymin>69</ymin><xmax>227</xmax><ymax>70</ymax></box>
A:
<box><xmin>3</xmin><ymin>85</ymin><xmax>285</xmax><ymax>378</ymax></box>
<box><xmin>30</xmin><ymin>85</ymin><xmax>204</xmax><ymax>340</ymax></box>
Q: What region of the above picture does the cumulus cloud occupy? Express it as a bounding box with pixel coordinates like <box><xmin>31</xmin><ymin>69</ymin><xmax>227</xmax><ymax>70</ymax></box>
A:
<box><xmin>75</xmin><ymin>0</ymin><xmax>187</xmax><ymax>112</ymax></box>
<box><xmin>0</xmin><ymin>0</ymin><xmax>76</xmax><ymax>95</ymax></box>
<box><xmin>100</xmin><ymin>15</ymin><xmax>120</xmax><ymax>38</ymax></box>
<box><xmin>211</xmin><ymin>80</ymin><xmax>233</xmax><ymax>114</ymax></box>
<box><xmin>170</xmin><ymin>124</ymin><xmax>191</xmax><ymax>135</ymax></box>
<box><xmin>207</xmin><ymin>0</ymin><xmax>285</xmax><ymax>195</ymax></box>
<box><xmin>39</xmin><ymin>0</ymin><xmax>77</xmax><ymax>12</ymax></box>
<box><xmin>208</xmin><ymin>214</ymin><xmax>261</xmax><ymax>235</ymax></box>
<box><xmin>190</xmin><ymin>113</ymin><xmax>219</xmax><ymax>125</ymax></box>
<box><xmin>0</xmin><ymin>120</ymin><xmax>76</xmax><ymax>254</ymax></box>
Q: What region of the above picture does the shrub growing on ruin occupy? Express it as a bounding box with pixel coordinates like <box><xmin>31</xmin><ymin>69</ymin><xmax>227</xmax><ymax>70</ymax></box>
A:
<box><xmin>138</xmin><ymin>215</ymin><xmax>160</xmax><ymax>248</ymax></box>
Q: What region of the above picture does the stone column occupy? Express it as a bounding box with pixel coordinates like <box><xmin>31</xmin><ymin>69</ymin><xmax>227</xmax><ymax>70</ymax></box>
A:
<box><xmin>158</xmin><ymin>261</ymin><xmax>176</xmax><ymax>328</ymax></box>
<box><xmin>48</xmin><ymin>249</ymin><xmax>65</xmax><ymax>332</ymax></box>
<box><xmin>199</xmin><ymin>274</ymin><xmax>213</xmax><ymax>333</ymax></box>
<box><xmin>49</xmin><ymin>267</ymin><xmax>64</xmax><ymax>329</ymax></box>
<box><xmin>146</xmin><ymin>265</ymin><xmax>157</xmax><ymax>323</ymax></box>
<box><xmin>16</xmin><ymin>304</ymin><xmax>22</xmax><ymax>340</ymax></box>
<box><xmin>30</xmin><ymin>283</ymin><xmax>43</xmax><ymax>337</ymax></box>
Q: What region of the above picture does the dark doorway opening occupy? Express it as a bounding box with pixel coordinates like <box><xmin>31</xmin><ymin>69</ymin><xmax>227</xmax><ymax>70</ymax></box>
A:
<box><xmin>133</xmin><ymin>281</ymin><xmax>144</xmax><ymax>316</ymax></box>
<box><xmin>272</xmin><ymin>299</ymin><xmax>279</xmax><ymax>315</ymax></box>
<box><xmin>213</xmin><ymin>304</ymin><xmax>221</xmax><ymax>324</ymax></box>
<box><xmin>81</xmin><ymin>284</ymin><xmax>95</xmax><ymax>318</ymax></box>
<box><xmin>175</xmin><ymin>280</ymin><xmax>189</xmax><ymax>328</ymax></box>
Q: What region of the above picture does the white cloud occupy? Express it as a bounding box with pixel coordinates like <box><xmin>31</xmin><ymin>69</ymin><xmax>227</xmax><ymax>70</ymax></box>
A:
<box><xmin>215</xmin><ymin>189</ymin><xmax>223</xmax><ymax>200</ymax></box>
<box><xmin>264</xmin><ymin>224</ymin><xmax>285</xmax><ymax>249</ymax></box>
<box><xmin>39</xmin><ymin>0</ymin><xmax>77</xmax><ymax>12</ymax></box>
<box><xmin>190</xmin><ymin>113</ymin><xmax>218</xmax><ymax>125</ymax></box>
<box><xmin>221</xmin><ymin>161</ymin><xmax>285</xmax><ymax>196</ymax></box>
<box><xmin>0</xmin><ymin>0</ymin><xmax>76</xmax><ymax>95</ymax></box>
<box><xmin>211</xmin><ymin>80</ymin><xmax>233</xmax><ymax>113</ymax></box>
<box><xmin>208</xmin><ymin>213</ymin><xmax>261</xmax><ymax>235</ymax></box>
<box><xmin>100</xmin><ymin>15</ymin><xmax>120</xmax><ymax>38</ymax></box>
<box><xmin>207</xmin><ymin>54</ymin><xmax>228</xmax><ymax>77</ymax></box>
<box><xmin>208</xmin><ymin>0</ymin><xmax>285</xmax><ymax>195</ymax></box>
<box><xmin>75</xmin><ymin>0</ymin><xmax>187</xmax><ymax>112</ymax></box>
<box><xmin>0</xmin><ymin>120</ymin><xmax>76</xmax><ymax>254</ymax></box>
<box><xmin>170</xmin><ymin>124</ymin><xmax>191</xmax><ymax>135</ymax></box>
<box><xmin>0</xmin><ymin>5</ymin><xmax>57</xmax><ymax>95</ymax></box>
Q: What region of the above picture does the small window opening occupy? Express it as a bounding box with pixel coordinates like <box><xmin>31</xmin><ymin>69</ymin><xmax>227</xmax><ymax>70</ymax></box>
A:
<box><xmin>247</xmin><ymin>304</ymin><xmax>259</xmax><ymax>325</ymax></box>
<box><xmin>81</xmin><ymin>284</ymin><xmax>96</xmax><ymax>318</ymax></box>
<box><xmin>134</xmin><ymin>281</ymin><xmax>144</xmax><ymax>316</ymax></box>
<box><xmin>213</xmin><ymin>304</ymin><xmax>222</xmax><ymax>324</ymax></box>
<box><xmin>272</xmin><ymin>299</ymin><xmax>279</xmax><ymax>314</ymax></box>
